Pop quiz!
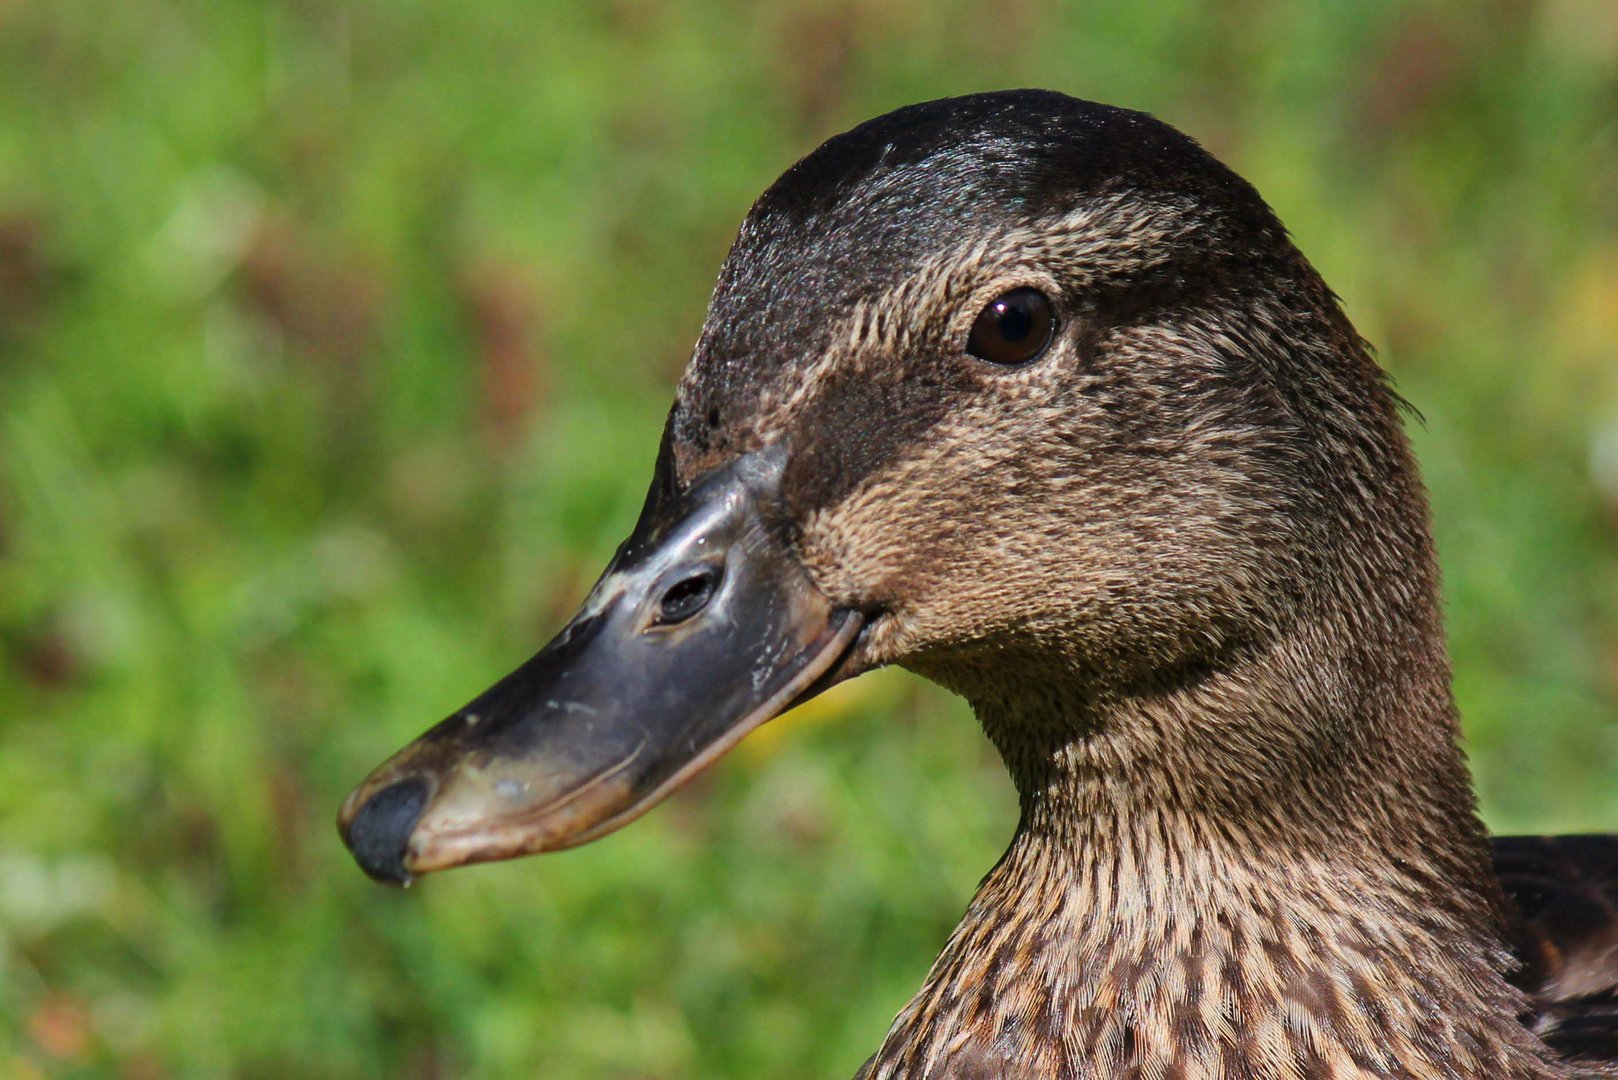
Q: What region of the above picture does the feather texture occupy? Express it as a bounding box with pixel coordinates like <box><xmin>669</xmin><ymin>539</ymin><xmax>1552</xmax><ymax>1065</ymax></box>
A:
<box><xmin>1501</xmin><ymin>835</ymin><xmax>1618</xmax><ymax>1070</ymax></box>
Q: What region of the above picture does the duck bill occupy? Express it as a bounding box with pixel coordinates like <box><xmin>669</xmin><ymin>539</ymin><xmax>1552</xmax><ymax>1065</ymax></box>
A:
<box><xmin>337</xmin><ymin>447</ymin><xmax>862</xmax><ymax>885</ymax></box>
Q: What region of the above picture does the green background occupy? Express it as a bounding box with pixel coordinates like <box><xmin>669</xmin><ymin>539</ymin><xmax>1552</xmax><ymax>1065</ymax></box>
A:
<box><xmin>3</xmin><ymin>2</ymin><xmax>1617</xmax><ymax>1076</ymax></box>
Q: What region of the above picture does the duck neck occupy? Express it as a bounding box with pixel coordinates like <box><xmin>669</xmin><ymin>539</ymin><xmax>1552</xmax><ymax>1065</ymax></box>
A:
<box><xmin>868</xmin><ymin>617</ymin><xmax>1566</xmax><ymax>1079</ymax></box>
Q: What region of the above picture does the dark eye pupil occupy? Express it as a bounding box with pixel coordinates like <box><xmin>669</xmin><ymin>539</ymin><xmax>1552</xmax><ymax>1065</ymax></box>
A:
<box><xmin>966</xmin><ymin>287</ymin><xmax>1055</xmax><ymax>365</ymax></box>
<box><xmin>995</xmin><ymin>300</ymin><xmax>1034</xmax><ymax>343</ymax></box>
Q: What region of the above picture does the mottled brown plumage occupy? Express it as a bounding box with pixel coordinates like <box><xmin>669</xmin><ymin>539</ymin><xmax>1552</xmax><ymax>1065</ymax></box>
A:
<box><xmin>1499</xmin><ymin>835</ymin><xmax>1618</xmax><ymax>1065</ymax></box>
<box><xmin>341</xmin><ymin>90</ymin><xmax>1618</xmax><ymax>1077</ymax></box>
<box><xmin>671</xmin><ymin>91</ymin><xmax>1618</xmax><ymax>1078</ymax></box>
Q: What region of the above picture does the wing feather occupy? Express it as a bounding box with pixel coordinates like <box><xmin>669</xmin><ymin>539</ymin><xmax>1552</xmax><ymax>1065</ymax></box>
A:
<box><xmin>1495</xmin><ymin>834</ymin><xmax>1618</xmax><ymax>1070</ymax></box>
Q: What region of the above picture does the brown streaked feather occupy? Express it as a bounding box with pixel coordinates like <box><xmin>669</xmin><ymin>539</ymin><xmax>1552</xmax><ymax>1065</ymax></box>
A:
<box><xmin>569</xmin><ymin>92</ymin><xmax>1617</xmax><ymax>1077</ymax></box>
<box><xmin>1499</xmin><ymin>834</ymin><xmax>1618</xmax><ymax>1066</ymax></box>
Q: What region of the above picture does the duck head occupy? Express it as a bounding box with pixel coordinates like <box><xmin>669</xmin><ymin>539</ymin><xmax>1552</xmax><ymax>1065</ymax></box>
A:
<box><xmin>339</xmin><ymin>90</ymin><xmax>1427</xmax><ymax>883</ymax></box>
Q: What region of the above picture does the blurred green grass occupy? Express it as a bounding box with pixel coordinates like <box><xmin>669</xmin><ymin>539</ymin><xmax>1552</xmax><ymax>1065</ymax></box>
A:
<box><xmin>2</xmin><ymin>1</ymin><xmax>1616</xmax><ymax>1076</ymax></box>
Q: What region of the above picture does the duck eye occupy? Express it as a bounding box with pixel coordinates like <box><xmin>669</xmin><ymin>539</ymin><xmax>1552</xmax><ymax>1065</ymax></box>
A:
<box><xmin>966</xmin><ymin>287</ymin><xmax>1056</xmax><ymax>366</ymax></box>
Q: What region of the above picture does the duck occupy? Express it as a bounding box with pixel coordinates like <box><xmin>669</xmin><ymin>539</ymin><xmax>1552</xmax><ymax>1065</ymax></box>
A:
<box><xmin>337</xmin><ymin>90</ymin><xmax>1618</xmax><ymax>1078</ymax></box>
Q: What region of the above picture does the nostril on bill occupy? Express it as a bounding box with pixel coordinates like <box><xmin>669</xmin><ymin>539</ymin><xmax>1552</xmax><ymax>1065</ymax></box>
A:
<box><xmin>656</xmin><ymin>568</ymin><xmax>719</xmax><ymax>626</ymax></box>
<box><xmin>344</xmin><ymin>777</ymin><xmax>429</xmax><ymax>885</ymax></box>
